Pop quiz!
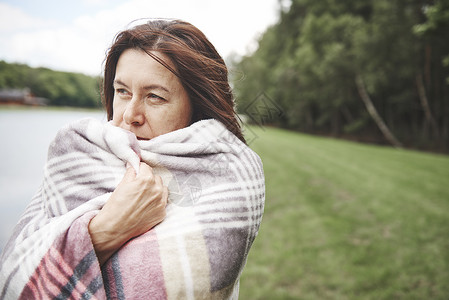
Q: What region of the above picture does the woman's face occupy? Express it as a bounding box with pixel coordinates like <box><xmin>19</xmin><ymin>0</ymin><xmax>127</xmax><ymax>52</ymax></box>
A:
<box><xmin>111</xmin><ymin>48</ymin><xmax>192</xmax><ymax>140</ymax></box>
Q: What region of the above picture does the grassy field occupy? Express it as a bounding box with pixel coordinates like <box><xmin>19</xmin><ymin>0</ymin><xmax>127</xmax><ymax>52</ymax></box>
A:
<box><xmin>239</xmin><ymin>125</ymin><xmax>449</xmax><ymax>299</ymax></box>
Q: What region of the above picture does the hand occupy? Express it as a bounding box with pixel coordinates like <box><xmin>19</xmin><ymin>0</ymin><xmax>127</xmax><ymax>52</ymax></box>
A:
<box><xmin>88</xmin><ymin>162</ymin><xmax>168</xmax><ymax>265</ymax></box>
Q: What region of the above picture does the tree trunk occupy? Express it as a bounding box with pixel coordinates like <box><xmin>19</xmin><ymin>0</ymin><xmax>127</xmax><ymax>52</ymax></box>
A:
<box><xmin>355</xmin><ymin>74</ymin><xmax>403</xmax><ymax>148</ymax></box>
<box><xmin>416</xmin><ymin>73</ymin><xmax>439</xmax><ymax>138</ymax></box>
<box><xmin>425</xmin><ymin>45</ymin><xmax>432</xmax><ymax>87</ymax></box>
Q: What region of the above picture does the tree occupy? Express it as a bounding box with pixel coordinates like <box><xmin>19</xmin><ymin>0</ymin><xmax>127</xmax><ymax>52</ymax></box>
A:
<box><xmin>233</xmin><ymin>0</ymin><xmax>449</xmax><ymax>151</ymax></box>
<box><xmin>413</xmin><ymin>0</ymin><xmax>449</xmax><ymax>144</ymax></box>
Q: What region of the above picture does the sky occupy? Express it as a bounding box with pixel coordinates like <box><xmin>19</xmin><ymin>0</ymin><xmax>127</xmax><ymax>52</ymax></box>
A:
<box><xmin>0</xmin><ymin>0</ymin><xmax>281</xmax><ymax>76</ymax></box>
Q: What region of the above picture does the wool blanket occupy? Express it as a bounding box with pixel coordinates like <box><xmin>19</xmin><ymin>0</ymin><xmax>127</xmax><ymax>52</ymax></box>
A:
<box><xmin>0</xmin><ymin>118</ymin><xmax>265</xmax><ymax>299</ymax></box>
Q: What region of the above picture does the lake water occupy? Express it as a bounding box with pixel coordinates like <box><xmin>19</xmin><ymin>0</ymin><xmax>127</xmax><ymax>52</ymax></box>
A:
<box><xmin>0</xmin><ymin>108</ymin><xmax>107</xmax><ymax>253</ymax></box>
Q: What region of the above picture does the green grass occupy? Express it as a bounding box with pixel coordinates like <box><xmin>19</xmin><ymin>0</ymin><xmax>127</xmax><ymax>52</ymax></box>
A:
<box><xmin>240</xmin><ymin>125</ymin><xmax>449</xmax><ymax>299</ymax></box>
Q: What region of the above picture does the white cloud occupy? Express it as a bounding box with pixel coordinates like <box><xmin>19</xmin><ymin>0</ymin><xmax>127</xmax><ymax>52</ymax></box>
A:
<box><xmin>4</xmin><ymin>26</ymin><xmax>106</xmax><ymax>75</ymax></box>
<box><xmin>0</xmin><ymin>2</ymin><xmax>56</xmax><ymax>32</ymax></box>
<box><xmin>81</xmin><ymin>0</ymin><xmax>109</xmax><ymax>6</ymax></box>
<box><xmin>0</xmin><ymin>0</ymin><xmax>280</xmax><ymax>75</ymax></box>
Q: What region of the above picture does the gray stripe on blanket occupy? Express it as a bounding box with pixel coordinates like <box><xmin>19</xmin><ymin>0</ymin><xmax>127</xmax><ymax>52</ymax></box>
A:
<box><xmin>102</xmin><ymin>253</ymin><xmax>125</xmax><ymax>299</ymax></box>
<box><xmin>204</xmin><ymin>227</ymin><xmax>250</xmax><ymax>291</ymax></box>
<box><xmin>81</xmin><ymin>275</ymin><xmax>103</xmax><ymax>300</ymax></box>
<box><xmin>55</xmin><ymin>250</ymin><xmax>99</xmax><ymax>300</ymax></box>
<box><xmin>112</xmin><ymin>253</ymin><xmax>125</xmax><ymax>299</ymax></box>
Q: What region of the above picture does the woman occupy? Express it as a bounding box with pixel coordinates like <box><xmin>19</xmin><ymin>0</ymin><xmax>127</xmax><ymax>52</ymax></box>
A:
<box><xmin>0</xmin><ymin>19</ymin><xmax>265</xmax><ymax>299</ymax></box>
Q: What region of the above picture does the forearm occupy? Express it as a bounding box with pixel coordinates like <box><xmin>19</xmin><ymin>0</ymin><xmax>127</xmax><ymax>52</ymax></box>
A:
<box><xmin>88</xmin><ymin>215</ymin><xmax>127</xmax><ymax>265</ymax></box>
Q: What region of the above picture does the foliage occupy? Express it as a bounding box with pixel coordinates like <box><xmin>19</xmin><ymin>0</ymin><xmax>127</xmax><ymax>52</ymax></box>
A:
<box><xmin>0</xmin><ymin>61</ymin><xmax>102</xmax><ymax>108</ymax></box>
<box><xmin>240</xmin><ymin>125</ymin><xmax>449</xmax><ymax>299</ymax></box>
<box><xmin>232</xmin><ymin>0</ymin><xmax>449</xmax><ymax>152</ymax></box>
<box><xmin>414</xmin><ymin>0</ymin><xmax>449</xmax><ymax>84</ymax></box>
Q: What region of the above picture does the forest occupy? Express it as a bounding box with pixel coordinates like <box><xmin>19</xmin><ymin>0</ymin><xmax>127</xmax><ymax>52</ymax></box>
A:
<box><xmin>1</xmin><ymin>0</ymin><xmax>448</xmax><ymax>152</ymax></box>
<box><xmin>0</xmin><ymin>61</ymin><xmax>101</xmax><ymax>108</ymax></box>
<box><xmin>232</xmin><ymin>0</ymin><xmax>449</xmax><ymax>152</ymax></box>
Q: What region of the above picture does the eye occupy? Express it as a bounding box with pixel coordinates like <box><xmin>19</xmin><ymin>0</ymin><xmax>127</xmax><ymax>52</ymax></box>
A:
<box><xmin>148</xmin><ymin>93</ymin><xmax>166</xmax><ymax>102</ymax></box>
<box><xmin>116</xmin><ymin>88</ymin><xmax>130</xmax><ymax>96</ymax></box>
<box><xmin>115</xmin><ymin>88</ymin><xmax>132</xmax><ymax>100</ymax></box>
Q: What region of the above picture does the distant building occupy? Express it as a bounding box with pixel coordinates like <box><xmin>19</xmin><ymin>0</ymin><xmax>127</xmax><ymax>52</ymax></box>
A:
<box><xmin>0</xmin><ymin>88</ymin><xmax>48</xmax><ymax>106</ymax></box>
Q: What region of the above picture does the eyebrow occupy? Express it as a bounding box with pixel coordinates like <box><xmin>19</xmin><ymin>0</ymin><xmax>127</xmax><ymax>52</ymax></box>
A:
<box><xmin>113</xmin><ymin>79</ymin><xmax>170</xmax><ymax>93</ymax></box>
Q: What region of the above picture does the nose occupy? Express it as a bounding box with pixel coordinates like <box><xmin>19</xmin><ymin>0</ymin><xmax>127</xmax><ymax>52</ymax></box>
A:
<box><xmin>123</xmin><ymin>97</ymin><xmax>145</xmax><ymax>126</ymax></box>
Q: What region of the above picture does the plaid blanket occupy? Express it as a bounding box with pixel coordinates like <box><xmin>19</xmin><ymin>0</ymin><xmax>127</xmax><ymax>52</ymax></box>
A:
<box><xmin>0</xmin><ymin>118</ymin><xmax>265</xmax><ymax>299</ymax></box>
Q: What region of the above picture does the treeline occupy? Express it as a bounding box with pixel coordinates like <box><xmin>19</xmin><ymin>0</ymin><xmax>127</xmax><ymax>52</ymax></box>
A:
<box><xmin>233</xmin><ymin>0</ymin><xmax>449</xmax><ymax>151</ymax></box>
<box><xmin>0</xmin><ymin>61</ymin><xmax>102</xmax><ymax>108</ymax></box>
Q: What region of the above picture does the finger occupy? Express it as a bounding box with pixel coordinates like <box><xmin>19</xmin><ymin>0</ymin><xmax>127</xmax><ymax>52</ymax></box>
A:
<box><xmin>121</xmin><ymin>164</ymin><xmax>136</xmax><ymax>182</ymax></box>
<box><xmin>137</xmin><ymin>162</ymin><xmax>156</xmax><ymax>181</ymax></box>
<box><xmin>137</xmin><ymin>162</ymin><xmax>153</xmax><ymax>174</ymax></box>
<box><xmin>154</xmin><ymin>174</ymin><xmax>163</xmax><ymax>186</ymax></box>
<box><xmin>162</xmin><ymin>186</ymin><xmax>169</xmax><ymax>206</ymax></box>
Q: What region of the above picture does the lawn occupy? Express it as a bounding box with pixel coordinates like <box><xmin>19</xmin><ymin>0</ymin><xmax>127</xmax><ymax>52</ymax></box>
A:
<box><xmin>239</xmin><ymin>125</ymin><xmax>449</xmax><ymax>299</ymax></box>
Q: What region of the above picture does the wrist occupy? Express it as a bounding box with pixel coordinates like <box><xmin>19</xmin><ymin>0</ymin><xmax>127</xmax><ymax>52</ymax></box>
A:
<box><xmin>88</xmin><ymin>214</ymin><xmax>125</xmax><ymax>264</ymax></box>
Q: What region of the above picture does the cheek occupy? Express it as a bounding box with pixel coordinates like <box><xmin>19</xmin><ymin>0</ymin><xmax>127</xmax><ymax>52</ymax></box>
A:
<box><xmin>170</xmin><ymin>106</ymin><xmax>190</xmax><ymax>128</ymax></box>
<box><xmin>159</xmin><ymin>106</ymin><xmax>188</xmax><ymax>131</ymax></box>
<box><xmin>182</xmin><ymin>105</ymin><xmax>193</xmax><ymax>126</ymax></box>
<box><xmin>177</xmin><ymin>98</ymin><xmax>193</xmax><ymax>126</ymax></box>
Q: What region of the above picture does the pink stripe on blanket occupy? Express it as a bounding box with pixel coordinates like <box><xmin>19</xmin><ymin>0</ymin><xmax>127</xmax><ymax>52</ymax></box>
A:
<box><xmin>22</xmin><ymin>247</ymin><xmax>87</xmax><ymax>299</ymax></box>
<box><xmin>104</xmin><ymin>230</ymin><xmax>167</xmax><ymax>299</ymax></box>
<box><xmin>21</xmin><ymin>213</ymin><xmax>104</xmax><ymax>299</ymax></box>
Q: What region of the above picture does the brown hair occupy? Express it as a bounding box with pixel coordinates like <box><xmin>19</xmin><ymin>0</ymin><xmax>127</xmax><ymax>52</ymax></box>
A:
<box><xmin>102</xmin><ymin>19</ymin><xmax>245</xmax><ymax>143</ymax></box>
